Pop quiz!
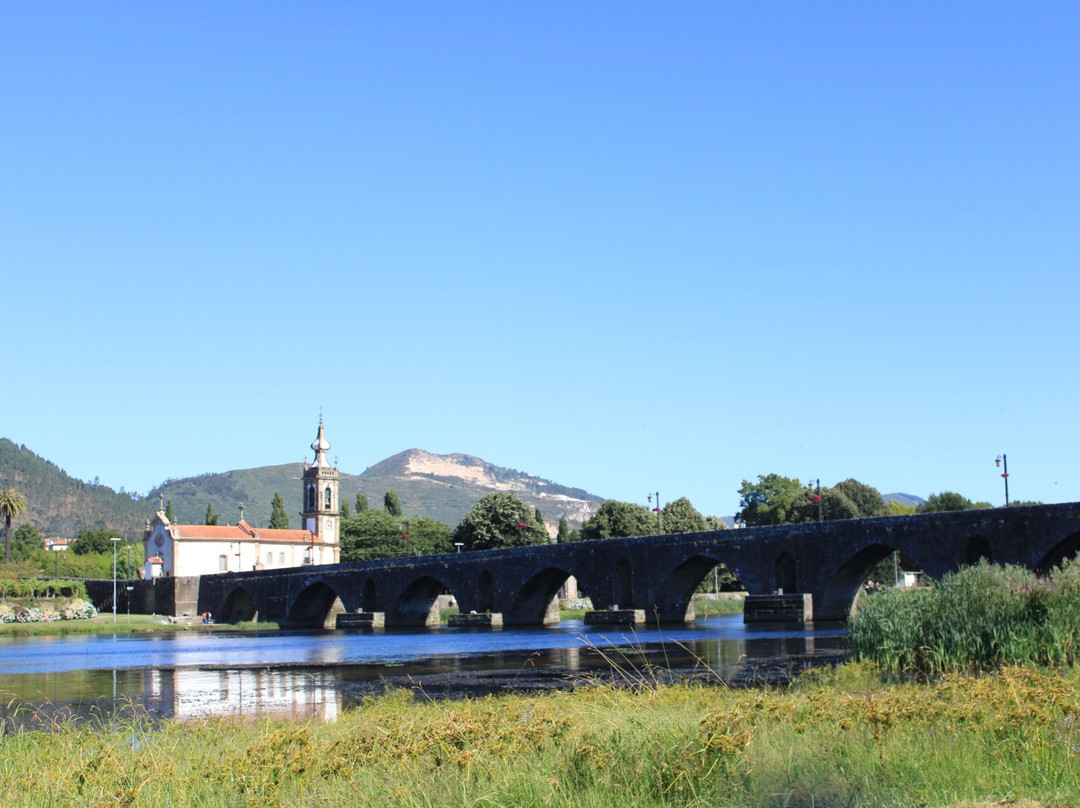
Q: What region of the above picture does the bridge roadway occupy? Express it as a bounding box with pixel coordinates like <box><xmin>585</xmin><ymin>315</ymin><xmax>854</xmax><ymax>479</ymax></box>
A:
<box><xmin>197</xmin><ymin>502</ymin><xmax>1080</xmax><ymax>627</ymax></box>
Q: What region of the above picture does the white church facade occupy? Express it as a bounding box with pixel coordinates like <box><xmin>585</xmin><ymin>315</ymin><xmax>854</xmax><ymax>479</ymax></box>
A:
<box><xmin>144</xmin><ymin>420</ymin><xmax>341</xmax><ymax>578</ymax></box>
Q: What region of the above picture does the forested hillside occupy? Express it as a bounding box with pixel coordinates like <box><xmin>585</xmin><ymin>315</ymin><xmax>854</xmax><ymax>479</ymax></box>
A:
<box><xmin>1</xmin><ymin>440</ymin><xmax>604</xmax><ymax>538</ymax></box>
<box><xmin>0</xmin><ymin>439</ymin><xmax>151</xmax><ymax>536</ymax></box>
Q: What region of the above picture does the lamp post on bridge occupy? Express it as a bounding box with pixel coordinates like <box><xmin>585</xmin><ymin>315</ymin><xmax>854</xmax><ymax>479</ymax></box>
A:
<box><xmin>810</xmin><ymin>479</ymin><xmax>822</xmax><ymax>522</ymax></box>
<box><xmin>995</xmin><ymin>454</ymin><xmax>1010</xmax><ymax>507</ymax></box>
<box><xmin>647</xmin><ymin>492</ymin><xmax>662</xmax><ymax>534</ymax></box>
<box><xmin>110</xmin><ymin>537</ymin><xmax>122</xmax><ymax>623</ymax></box>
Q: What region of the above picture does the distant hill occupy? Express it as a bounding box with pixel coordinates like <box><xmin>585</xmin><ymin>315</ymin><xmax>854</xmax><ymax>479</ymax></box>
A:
<box><xmin>0</xmin><ymin>440</ymin><xmax>604</xmax><ymax>538</ymax></box>
<box><xmin>883</xmin><ymin>492</ymin><xmax>926</xmax><ymax>509</ymax></box>
<box><xmin>0</xmin><ymin>438</ymin><xmax>149</xmax><ymax>536</ymax></box>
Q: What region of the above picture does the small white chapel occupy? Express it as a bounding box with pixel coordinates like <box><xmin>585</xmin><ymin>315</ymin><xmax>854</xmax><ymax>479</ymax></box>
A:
<box><xmin>143</xmin><ymin>420</ymin><xmax>342</xmax><ymax>578</ymax></box>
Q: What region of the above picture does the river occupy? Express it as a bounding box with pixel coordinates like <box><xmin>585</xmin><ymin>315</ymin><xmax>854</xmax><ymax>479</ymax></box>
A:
<box><xmin>0</xmin><ymin>616</ymin><xmax>848</xmax><ymax>728</ymax></box>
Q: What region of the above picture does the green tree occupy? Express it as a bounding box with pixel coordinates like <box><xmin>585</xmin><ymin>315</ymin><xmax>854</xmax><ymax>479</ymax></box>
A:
<box><xmin>787</xmin><ymin>485</ymin><xmax>859</xmax><ymax>523</ymax></box>
<box><xmin>557</xmin><ymin>517</ymin><xmax>569</xmax><ymax>543</ymax></box>
<box><xmin>205</xmin><ymin>502</ymin><xmax>219</xmax><ymax>526</ymax></box>
<box><xmin>341</xmin><ymin>510</ymin><xmax>407</xmax><ymax>561</ymax></box>
<box><xmin>453</xmin><ymin>493</ymin><xmax>547</xmax><ymax>551</ymax></box>
<box><xmin>268</xmin><ymin>491</ymin><xmax>290</xmax><ymax>529</ymax></box>
<box><xmin>355</xmin><ymin>492</ymin><xmax>369</xmax><ymax>513</ymax></box>
<box><xmin>404</xmin><ymin>516</ymin><xmax>453</xmax><ymax>556</ymax></box>
<box><xmin>165</xmin><ymin>499</ymin><xmax>174</xmax><ymax>522</ymax></box>
<box><xmin>833</xmin><ymin>479</ymin><xmax>889</xmax><ymax>518</ymax></box>
<box><xmin>340</xmin><ymin>499</ymin><xmax>350</xmax><ymax>518</ymax></box>
<box><xmin>384</xmin><ymin>489</ymin><xmax>403</xmax><ymax>517</ymax></box>
<box><xmin>340</xmin><ymin>512</ymin><xmax>454</xmax><ymax>561</ymax></box>
<box><xmin>579</xmin><ymin>500</ymin><xmax>655</xmax><ymax>541</ymax></box>
<box><xmin>72</xmin><ymin>528</ymin><xmax>119</xmax><ymax>555</ymax></box>
<box><xmin>661</xmin><ymin>497</ymin><xmax>708</xmax><ymax>534</ymax></box>
<box><xmin>735</xmin><ymin>474</ymin><xmax>803</xmax><ymax>526</ymax></box>
<box><xmin>704</xmin><ymin>515</ymin><xmax>729</xmax><ymax>530</ymax></box>
<box><xmin>888</xmin><ymin>499</ymin><xmax>919</xmax><ymax>516</ymax></box>
<box><xmin>0</xmin><ymin>488</ymin><xmax>28</xmax><ymax>564</ymax></box>
<box><xmin>919</xmin><ymin>492</ymin><xmax>980</xmax><ymax>513</ymax></box>
<box><xmin>11</xmin><ymin>523</ymin><xmax>43</xmax><ymax>560</ymax></box>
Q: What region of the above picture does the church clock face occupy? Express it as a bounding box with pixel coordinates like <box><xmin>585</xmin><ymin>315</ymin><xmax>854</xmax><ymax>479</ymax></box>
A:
<box><xmin>323</xmin><ymin>518</ymin><xmax>334</xmax><ymax>539</ymax></box>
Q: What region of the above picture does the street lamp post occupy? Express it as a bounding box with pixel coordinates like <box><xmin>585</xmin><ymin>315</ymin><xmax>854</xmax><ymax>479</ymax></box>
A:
<box><xmin>995</xmin><ymin>454</ymin><xmax>1010</xmax><ymax>507</ymax></box>
<box><xmin>648</xmin><ymin>492</ymin><xmax>662</xmax><ymax>534</ymax></box>
<box><xmin>454</xmin><ymin>542</ymin><xmax>464</xmax><ymax>553</ymax></box>
<box><xmin>110</xmin><ymin>537</ymin><xmax>122</xmax><ymax>623</ymax></box>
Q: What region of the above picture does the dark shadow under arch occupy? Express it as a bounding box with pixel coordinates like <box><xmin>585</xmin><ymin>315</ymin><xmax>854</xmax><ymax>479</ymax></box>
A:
<box><xmin>817</xmin><ymin>542</ymin><xmax>902</xmax><ymax>620</ymax></box>
<box><xmin>219</xmin><ymin>586</ymin><xmax>257</xmax><ymax>623</ymax></box>
<box><xmin>505</xmin><ymin>567</ymin><xmax>570</xmax><ymax>626</ymax></box>
<box><xmin>289</xmin><ymin>581</ymin><xmax>346</xmax><ymax>629</ymax></box>
<box><xmin>476</xmin><ymin>570</ymin><xmax>494</xmax><ymax>613</ymax></box>
<box><xmin>964</xmin><ymin>535</ymin><xmax>993</xmax><ymax>565</ymax></box>
<box><xmin>613</xmin><ymin>557</ymin><xmax>632</xmax><ymax>609</ymax></box>
<box><xmin>653</xmin><ymin>554</ymin><xmax>731</xmax><ymax>624</ymax></box>
<box><xmin>775</xmin><ymin>552</ymin><xmax>798</xmax><ymax>593</ymax></box>
<box><xmin>362</xmin><ymin>577</ymin><xmax>376</xmax><ymax>612</ymax></box>
<box><xmin>389</xmin><ymin>575</ymin><xmax>449</xmax><ymax>627</ymax></box>
<box><xmin>1035</xmin><ymin>532</ymin><xmax>1080</xmax><ymax>575</ymax></box>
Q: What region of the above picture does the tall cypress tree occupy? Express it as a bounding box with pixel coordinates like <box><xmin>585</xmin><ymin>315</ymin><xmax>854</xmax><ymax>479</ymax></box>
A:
<box><xmin>355</xmin><ymin>492</ymin><xmax>369</xmax><ymax>513</ymax></box>
<box><xmin>165</xmin><ymin>499</ymin><xmax>174</xmax><ymax>523</ymax></box>
<box><xmin>205</xmin><ymin>502</ymin><xmax>219</xmax><ymax>526</ymax></box>
<box><xmin>384</xmin><ymin>489</ymin><xmax>403</xmax><ymax>517</ymax></box>
<box><xmin>557</xmin><ymin>517</ymin><xmax>569</xmax><ymax>544</ymax></box>
<box><xmin>269</xmin><ymin>491</ymin><xmax>290</xmax><ymax>529</ymax></box>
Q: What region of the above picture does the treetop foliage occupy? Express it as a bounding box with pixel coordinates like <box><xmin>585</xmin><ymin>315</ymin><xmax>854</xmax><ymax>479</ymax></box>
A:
<box><xmin>341</xmin><ymin>511</ymin><xmax>452</xmax><ymax>561</ymax></box>
<box><xmin>452</xmin><ymin>493</ymin><xmax>548</xmax><ymax>551</ymax></box>
<box><xmin>384</xmin><ymin>489</ymin><xmax>403</xmax><ymax>517</ymax></box>
<box><xmin>268</xmin><ymin>491</ymin><xmax>290</xmax><ymax>529</ymax></box>
<box><xmin>579</xmin><ymin>500</ymin><xmax>655</xmax><ymax>541</ymax></box>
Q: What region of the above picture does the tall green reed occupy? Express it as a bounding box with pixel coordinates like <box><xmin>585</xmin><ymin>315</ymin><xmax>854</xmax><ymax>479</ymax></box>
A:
<box><xmin>850</xmin><ymin>557</ymin><xmax>1080</xmax><ymax>676</ymax></box>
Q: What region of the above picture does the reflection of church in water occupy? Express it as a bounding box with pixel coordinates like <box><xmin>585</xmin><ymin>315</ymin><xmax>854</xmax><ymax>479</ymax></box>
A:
<box><xmin>143</xmin><ymin>420</ymin><xmax>341</xmax><ymax>577</ymax></box>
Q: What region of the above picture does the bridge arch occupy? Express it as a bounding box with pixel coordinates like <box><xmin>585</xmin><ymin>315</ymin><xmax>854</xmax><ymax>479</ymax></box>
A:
<box><xmin>654</xmin><ymin>554</ymin><xmax>723</xmax><ymax>623</ymax></box>
<box><xmin>613</xmin><ymin>557</ymin><xmax>632</xmax><ymax>609</ymax></box>
<box><xmin>476</xmin><ymin>570</ymin><xmax>494</xmax><ymax>613</ymax></box>
<box><xmin>817</xmin><ymin>542</ymin><xmax>900</xmax><ymax>619</ymax></box>
<box><xmin>1035</xmin><ymin>532</ymin><xmax>1080</xmax><ymax>574</ymax></box>
<box><xmin>774</xmin><ymin>552</ymin><xmax>798</xmax><ymax>593</ymax></box>
<box><xmin>219</xmin><ymin>585</ymin><xmax>257</xmax><ymax>623</ymax></box>
<box><xmin>361</xmin><ymin>577</ymin><xmax>376</xmax><ymax>611</ymax></box>
<box><xmin>505</xmin><ymin>567</ymin><xmax>569</xmax><ymax>626</ymax></box>
<box><xmin>964</xmin><ymin>535</ymin><xmax>993</xmax><ymax>565</ymax></box>
<box><xmin>289</xmin><ymin>581</ymin><xmax>347</xmax><ymax>629</ymax></box>
<box><xmin>389</xmin><ymin>575</ymin><xmax>448</xmax><ymax>627</ymax></box>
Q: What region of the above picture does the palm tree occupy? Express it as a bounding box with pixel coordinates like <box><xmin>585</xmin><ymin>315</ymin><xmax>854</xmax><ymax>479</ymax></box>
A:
<box><xmin>0</xmin><ymin>488</ymin><xmax>28</xmax><ymax>564</ymax></box>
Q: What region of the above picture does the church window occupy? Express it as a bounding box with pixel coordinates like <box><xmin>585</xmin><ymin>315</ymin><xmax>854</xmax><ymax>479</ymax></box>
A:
<box><xmin>307</xmin><ymin>485</ymin><xmax>316</xmax><ymax>511</ymax></box>
<box><xmin>324</xmin><ymin>486</ymin><xmax>332</xmax><ymax>509</ymax></box>
<box><xmin>218</xmin><ymin>555</ymin><xmax>228</xmax><ymax>571</ymax></box>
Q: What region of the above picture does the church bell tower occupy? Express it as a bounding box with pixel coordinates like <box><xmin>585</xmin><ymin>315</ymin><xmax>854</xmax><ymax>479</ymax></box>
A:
<box><xmin>301</xmin><ymin>418</ymin><xmax>340</xmax><ymax>563</ymax></box>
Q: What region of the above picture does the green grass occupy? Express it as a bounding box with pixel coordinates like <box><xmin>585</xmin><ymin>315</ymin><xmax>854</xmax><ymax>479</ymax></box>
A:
<box><xmin>1</xmin><ymin>663</ymin><xmax>1077</xmax><ymax>807</ymax></box>
<box><xmin>0</xmin><ymin>613</ymin><xmax>279</xmax><ymax>636</ymax></box>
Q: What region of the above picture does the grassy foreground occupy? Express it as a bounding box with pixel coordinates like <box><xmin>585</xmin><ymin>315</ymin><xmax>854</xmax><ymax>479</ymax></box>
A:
<box><xmin>1</xmin><ymin>663</ymin><xmax>1077</xmax><ymax>808</ymax></box>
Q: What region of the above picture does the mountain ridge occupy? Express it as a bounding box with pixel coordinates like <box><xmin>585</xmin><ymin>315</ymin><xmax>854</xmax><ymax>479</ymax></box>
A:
<box><xmin>0</xmin><ymin>439</ymin><xmax>604</xmax><ymax>537</ymax></box>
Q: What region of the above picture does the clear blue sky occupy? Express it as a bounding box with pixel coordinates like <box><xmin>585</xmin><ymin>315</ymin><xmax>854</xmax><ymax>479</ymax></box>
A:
<box><xmin>2</xmin><ymin>3</ymin><xmax>1077</xmax><ymax>518</ymax></box>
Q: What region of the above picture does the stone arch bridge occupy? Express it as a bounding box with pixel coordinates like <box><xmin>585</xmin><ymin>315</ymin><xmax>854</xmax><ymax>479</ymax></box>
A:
<box><xmin>196</xmin><ymin>502</ymin><xmax>1080</xmax><ymax>628</ymax></box>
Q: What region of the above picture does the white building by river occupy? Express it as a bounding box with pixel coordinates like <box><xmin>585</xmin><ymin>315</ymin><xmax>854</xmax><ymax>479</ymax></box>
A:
<box><xmin>143</xmin><ymin>420</ymin><xmax>341</xmax><ymax>577</ymax></box>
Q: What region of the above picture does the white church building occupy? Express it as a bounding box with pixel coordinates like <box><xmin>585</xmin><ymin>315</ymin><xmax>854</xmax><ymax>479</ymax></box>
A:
<box><xmin>144</xmin><ymin>420</ymin><xmax>341</xmax><ymax>578</ymax></box>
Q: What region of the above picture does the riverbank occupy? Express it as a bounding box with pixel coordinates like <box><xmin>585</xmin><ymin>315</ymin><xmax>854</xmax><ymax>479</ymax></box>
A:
<box><xmin>1</xmin><ymin>661</ymin><xmax>1074</xmax><ymax>807</ymax></box>
<box><xmin>0</xmin><ymin>613</ymin><xmax>278</xmax><ymax>636</ymax></box>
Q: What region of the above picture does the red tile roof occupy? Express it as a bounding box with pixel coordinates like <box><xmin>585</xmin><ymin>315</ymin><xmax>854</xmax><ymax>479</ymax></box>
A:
<box><xmin>168</xmin><ymin>521</ymin><xmax>322</xmax><ymax>544</ymax></box>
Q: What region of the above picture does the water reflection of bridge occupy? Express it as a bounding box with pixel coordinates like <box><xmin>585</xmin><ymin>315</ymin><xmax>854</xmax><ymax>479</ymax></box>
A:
<box><xmin>198</xmin><ymin>502</ymin><xmax>1080</xmax><ymax>627</ymax></box>
<box><xmin>144</xmin><ymin>668</ymin><xmax>341</xmax><ymax>722</ymax></box>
